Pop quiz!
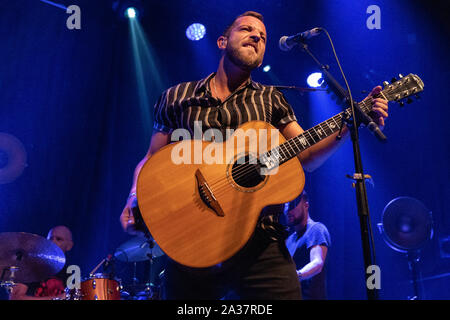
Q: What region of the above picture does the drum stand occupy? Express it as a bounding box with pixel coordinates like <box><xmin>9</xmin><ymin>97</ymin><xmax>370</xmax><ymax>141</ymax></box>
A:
<box><xmin>125</xmin><ymin>239</ymin><xmax>156</xmax><ymax>300</ymax></box>
<box><xmin>0</xmin><ymin>266</ymin><xmax>19</xmax><ymax>295</ymax></box>
<box><xmin>406</xmin><ymin>250</ymin><xmax>423</xmax><ymax>300</ymax></box>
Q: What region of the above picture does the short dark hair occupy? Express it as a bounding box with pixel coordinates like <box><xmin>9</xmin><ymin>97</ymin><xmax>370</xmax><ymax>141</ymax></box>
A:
<box><xmin>300</xmin><ymin>190</ymin><xmax>308</xmax><ymax>202</ymax></box>
<box><xmin>287</xmin><ymin>190</ymin><xmax>308</xmax><ymax>211</ymax></box>
<box><xmin>222</xmin><ymin>11</ymin><xmax>264</xmax><ymax>37</ymax></box>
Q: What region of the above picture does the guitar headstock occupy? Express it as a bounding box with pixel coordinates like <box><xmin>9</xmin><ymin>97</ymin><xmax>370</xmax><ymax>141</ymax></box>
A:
<box><xmin>381</xmin><ymin>74</ymin><xmax>424</xmax><ymax>106</ymax></box>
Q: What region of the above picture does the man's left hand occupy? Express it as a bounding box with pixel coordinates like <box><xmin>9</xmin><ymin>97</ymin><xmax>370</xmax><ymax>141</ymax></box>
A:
<box><xmin>366</xmin><ymin>86</ymin><xmax>389</xmax><ymax>129</ymax></box>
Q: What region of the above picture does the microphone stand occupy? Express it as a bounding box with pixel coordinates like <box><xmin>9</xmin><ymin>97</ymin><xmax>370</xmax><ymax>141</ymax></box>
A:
<box><xmin>300</xmin><ymin>42</ymin><xmax>381</xmax><ymax>300</ymax></box>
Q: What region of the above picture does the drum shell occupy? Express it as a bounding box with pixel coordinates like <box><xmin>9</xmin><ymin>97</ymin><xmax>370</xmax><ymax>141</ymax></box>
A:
<box><xmin>80</xmin><ymin>274</ymin><xmax>121</xmax><ymax>300</ymax></box>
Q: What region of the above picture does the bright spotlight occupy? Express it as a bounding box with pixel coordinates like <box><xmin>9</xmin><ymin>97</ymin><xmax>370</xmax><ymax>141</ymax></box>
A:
<box><xmin>186</xmin><ymin>23</ymin><xmax>206</xmax><ymax>41</ymax></box>
<box><xmin>307</xmin><ymin>72</ymin><xmax>324</xmax><ymax>88</ymax></box>
<box><xmin>263</xmin><ymin>65</ymin><xmax>271</xmax><ymax>72</ymax></box>
<box><xmin>112</xmin><ymin>0</ymin><xmax>144</xmax><ymax>20</ymax></box>
<box><xmin>125</xmin><ymin>7</ymin><xmax>137</xmax><ymax>19</ymax></box>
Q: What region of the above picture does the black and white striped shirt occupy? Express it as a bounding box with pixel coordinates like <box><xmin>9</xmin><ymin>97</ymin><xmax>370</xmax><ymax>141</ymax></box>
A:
<box><xmin>153</xmin><ymin>73</ymin><xmax>297</xmax><ymax>136</ymax></box>
<box><xmin>152</xmin><ymin>73</ymin><xmax>297</xmax><ymax>240</ymax></box>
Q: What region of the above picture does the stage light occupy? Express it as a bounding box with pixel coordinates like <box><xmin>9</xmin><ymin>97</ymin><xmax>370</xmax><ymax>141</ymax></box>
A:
<box><xmin>307</xmin><ymin>72</ymin><xmax>324</xmax><ymax>88</ymax></box>
<box><xmin>263</xmin><ymin>65</ymin><xmax>271</xmax><ymax>72</ymax></box>
<box><xmin>112</xmin><ymin>0</ymin><xmax>144</xmax><ymax>20</ymax></box>
<box><xmin>125</xmin><ymin>7</ymin><xmax>137</xmax><ymax>19</ymax></box>
<box><xmin>186</xmin><ymin>23</ymin><xmax>206</xmax><ymax>41</ymax></box>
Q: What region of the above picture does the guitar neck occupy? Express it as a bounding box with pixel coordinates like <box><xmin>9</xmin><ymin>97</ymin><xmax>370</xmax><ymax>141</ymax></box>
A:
<box><xmin>263</xmin><ymin>97</ymin><xmax>375</xmax><ymax>166</ymax></box>
<box><xmin>259</xmin><ymin>73</ymin><xmax>424</xmax><ymax>168</ymax></box>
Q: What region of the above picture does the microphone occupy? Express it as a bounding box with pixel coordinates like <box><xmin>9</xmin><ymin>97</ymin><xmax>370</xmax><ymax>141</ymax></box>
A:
<box><xmin>279</xmin><ymin>27</ymin><xmax>322</xmax><ymax>51</ymax></box>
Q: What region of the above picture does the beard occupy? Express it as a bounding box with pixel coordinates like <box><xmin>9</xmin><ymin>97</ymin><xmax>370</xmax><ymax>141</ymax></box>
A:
<box><xmin>287</xmin><ymin>216</ymin><xmax>301</xmax><ymax>228</ymax></box>
<box><xmin>225</xmin><ymin>43</ymin><xmax>263</xmax><ymax>72</ymax></box>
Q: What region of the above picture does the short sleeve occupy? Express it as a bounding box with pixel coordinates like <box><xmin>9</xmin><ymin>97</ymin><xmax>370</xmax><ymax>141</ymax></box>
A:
<box><xmin>153</xmin><ymin>90</ymin><xmax>175</xmax><ymax>134</ymax></box>
<box><xmin>272</xmin><ymin>89</ymin><xmax>297</xmax><ymax>127</ymax></box>
<box><xmin>305</xmin><ymin>222</ymin><xmax>331</xmax><ymax>249</ymax></box>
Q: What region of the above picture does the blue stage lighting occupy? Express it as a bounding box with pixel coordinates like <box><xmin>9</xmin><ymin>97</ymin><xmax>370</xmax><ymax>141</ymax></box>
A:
<box><xmin>186</xmin><ymin>23</ymin><xmax>206</xmax><ymax>41</ymax></box>
<box><xmin>125</xmin><ymin>7</ymin><xmax>137</xmax><ymax>19</ymax></box>
<box><xmin>307</xmin><ymin>72</ymin><xmax>324</xmax><ymax>88</ymax></box>
<box><xmin>263</xmin><ymin>65</ymin><xmax>271</xmax><ymax>72</ymax></box>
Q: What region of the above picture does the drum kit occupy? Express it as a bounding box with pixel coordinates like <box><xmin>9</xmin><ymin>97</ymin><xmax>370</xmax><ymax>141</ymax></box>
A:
<box><xmin>0</xmin><ymin>232</ymin><xmax>166</xmax><ymax>300</ymax></box>
<box><xmin>113</xmin><ymin>234</ymin><xmax>166</xmax><ymax>300</ymax></box>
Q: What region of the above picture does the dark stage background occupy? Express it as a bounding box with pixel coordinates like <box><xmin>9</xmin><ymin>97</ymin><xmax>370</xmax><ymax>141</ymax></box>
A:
<box><xmin>0</xmin><ymin>0</ymin><xmax>449</xmax><ymax>299</ymax></box>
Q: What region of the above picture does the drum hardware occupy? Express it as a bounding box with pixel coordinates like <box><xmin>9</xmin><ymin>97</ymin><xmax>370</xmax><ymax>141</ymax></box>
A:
<box><xmin>79</xmin><ymin>273</ymin><xmax>121</xmax><ymax>300</ymax></box>
<box><xmin>0</xmin><ymin>266</ymin><xmax>19</xmax><ymax>294</ymax></box>
<box><xmin>113</xmin><ymin>235</ymin><xmax>166</xmax><ymax>300</ymax></box>
<box><xmin>114</xmin><ymin>235</ymin><xmax>164</xmax><ymax>263</ymax></box>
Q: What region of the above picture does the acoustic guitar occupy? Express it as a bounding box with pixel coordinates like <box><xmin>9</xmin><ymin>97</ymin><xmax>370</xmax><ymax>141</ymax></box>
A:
<box><xmin>136</xmin><ymin>74</ymin><xmax>424</xmax><ymax>268</ymax></box>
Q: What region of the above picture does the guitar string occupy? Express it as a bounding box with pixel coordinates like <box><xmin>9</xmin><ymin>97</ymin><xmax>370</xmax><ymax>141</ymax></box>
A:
<box><xmin>215</xmin><ymin>85</ymin><xmax>399</xmax><ymax>185</ymax></box>
<box><xmin>207</xmin><ymin>99</ymin><xmax>358</xmax><ymax>188</ymax></box>
<box><xmin>205</xmin><ymin>87</ymin><xmax>396</xmax><ymax>188</ymax></box>
<box><xmin>206</xmin><ymin>95</ymin><xmax>381</xmax><ymax>195</ymax></box>
<box><xmin>206</xmin><ymin>95</ymin><xmax>378</xmax><ymax>192</ymax></box>
<box><xmin>201</xmin><ymin>85</ymin><xmax>405</xmax><ymax>194</ymax></box>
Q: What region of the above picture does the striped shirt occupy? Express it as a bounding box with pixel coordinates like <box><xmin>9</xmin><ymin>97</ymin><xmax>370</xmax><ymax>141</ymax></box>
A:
<box><xmin>152</xmin><ymin>72</ymin><xmax>298</xmax><ymax>240</ymax></box>
<box><xmin>153</xmin><ymin>73</ymin><xmax>297</xmax><ymax>137</ymax></box>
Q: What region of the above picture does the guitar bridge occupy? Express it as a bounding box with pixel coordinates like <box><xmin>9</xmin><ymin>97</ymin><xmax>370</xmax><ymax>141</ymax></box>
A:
<box><xmin>195</xmin><ymin>169</ymin><xmax>225</xmax><ymax>217</ymax></box>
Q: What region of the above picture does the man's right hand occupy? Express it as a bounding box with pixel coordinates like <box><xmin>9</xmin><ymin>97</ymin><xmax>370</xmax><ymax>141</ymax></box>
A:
<box><xmin>120</xmin><ymin>195</ymin><xmax>142</xmax><ymax>235</ymax></box>
<box><xmin>120</xmin><ymin>131</ymin><xmax>170</xmax><ymax>235</ymax></box>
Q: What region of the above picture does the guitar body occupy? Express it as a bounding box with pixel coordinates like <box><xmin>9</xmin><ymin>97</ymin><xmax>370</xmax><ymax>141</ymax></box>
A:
<box><xmin>137</xmin><ymin>121</ymin><xmax>305</xmax><ymax>268</ymax></box>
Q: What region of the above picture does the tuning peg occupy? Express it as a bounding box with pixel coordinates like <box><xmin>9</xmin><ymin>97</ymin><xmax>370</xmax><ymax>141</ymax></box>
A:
<box><xmin>398</xmin><ymin>73</ymin><xmax>404</xmax><ymax>78</ymax></box>
<box><xmin>406</xmin><ymin>98</ymin><xmax>413</xmax><ymax>104</ymax></box>
<box><xmin>391</xmin><ymin>77</ymin><xmax>397</xmax><ymax>83</ymax></box>
<box><xmin>398</xmin><ymin>101</ymin><xmax>405</xmax><ymax>107</ymax></box>
<box><xmin>415</xmin><ymin>94</ymin><xmax>421</xmax><ymax>100</ymax></box>
<box><xmin>382</xmin><ymin>81</ymin><xmax>389</xmax><ymax>87</ymax></box>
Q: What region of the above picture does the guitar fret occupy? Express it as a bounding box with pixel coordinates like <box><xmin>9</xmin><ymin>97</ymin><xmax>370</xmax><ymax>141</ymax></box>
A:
<box><xmin>305</xmin><ymin>129</ymin><xmax>317</xmax><ymax>144</ymax></box>
<box><xmin>314</xmin><ymin>124</ymin><xmax>325</xmax><ymax>137</ymax></box>
<box><xmin>284</xmin><ymin>139</ymin><xmax>297</xmax><ymax>158</ymax></box>
<box><xmin>319</xmin><ymin>122</ymin><xmax>331</xmax><ymax>136</ymax></box>
<box><xmin>310</xmin><ymin>127</ymin><xmax>321</xmax><ymax>143</ymax></box>
<box><xmin>269</xmin><ymin>103</ymin><xmax>372</xmax><ymax>167</ymax></box>
<box><xmin>278</xmin><ymin>144</ymin><xmax>287</xmax><ymax>160</ymax></box>
<box><xmin>298</xmin><ymin>133</ymin><xmax>311</xmax><ymax>149</ymax></box>
<box><xmin>280</xmin><ymin>140</ymin><xmax>289</xmax><ymax>157</ymax></box>
<box><xmin>330</xmin><ymin>116</ymin><xmax>340</xmax><ymax>130</ymax></box>
<box><xmin>325</xmin><ymin>119</ymin><xmax>336</xmax><ymax>132</ymax></box>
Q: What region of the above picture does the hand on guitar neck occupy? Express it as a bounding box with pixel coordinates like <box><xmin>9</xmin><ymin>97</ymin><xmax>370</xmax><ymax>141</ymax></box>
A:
<box><xmin>365</xmin><ymin>85</ymin><xmax>389</xmax><ymax>129</ymax></box>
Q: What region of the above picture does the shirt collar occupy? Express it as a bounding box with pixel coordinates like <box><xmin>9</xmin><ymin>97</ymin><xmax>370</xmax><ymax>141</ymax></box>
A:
<box><xmin>194</xmin><ymin>72</ymin><xmax>263</xmax><ymax>95</ymax></box>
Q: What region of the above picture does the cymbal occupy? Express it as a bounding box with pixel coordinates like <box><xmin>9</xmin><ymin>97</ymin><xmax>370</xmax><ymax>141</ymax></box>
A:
<box><xmin>0</xmin><ymin>232</ymin><xmax>66</xmax><ymax>283</ymax></box>
<box><xmin>114</xmin><ymin>236</ymin><xmax>164</xmax><ymax>262</ymax></box>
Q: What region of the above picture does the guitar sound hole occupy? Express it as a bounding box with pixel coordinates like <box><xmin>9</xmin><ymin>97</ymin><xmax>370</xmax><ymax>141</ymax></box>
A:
<box><xmin>231</xmin><ymin>155</ymin><xmax>265</xmax><ymax>188</ymax></box>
